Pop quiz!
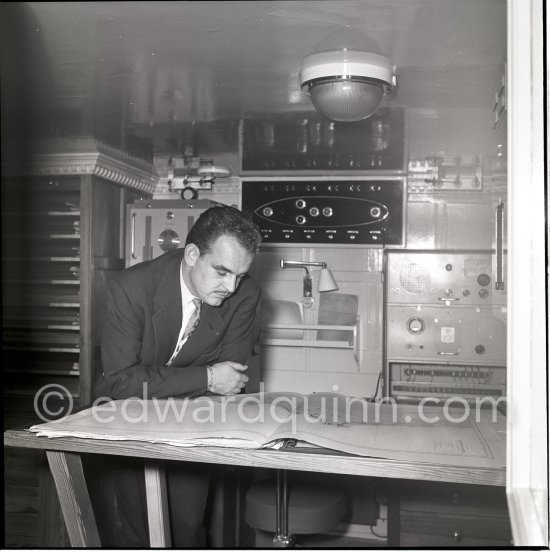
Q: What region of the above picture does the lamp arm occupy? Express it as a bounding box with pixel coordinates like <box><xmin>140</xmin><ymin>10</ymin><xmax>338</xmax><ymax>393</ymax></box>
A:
<box><xmin>280</xmin><ymin>260</ymin><xmax>327</xmax><ymax>269</ymax></box>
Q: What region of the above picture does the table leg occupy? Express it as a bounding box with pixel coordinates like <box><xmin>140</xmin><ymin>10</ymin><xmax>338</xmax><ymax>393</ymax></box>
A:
<box><xmin>273</xmin><ymin>469</ymin><xmax>295</xmax><ymax>548</ymax></box>
<box><xmin>46</xmin><ymin>450</ymin><xmax>101</xmax><ymax>547</ymax></box>
<box><xmin>144</xmin><ymin>460</ymin><xmax>172</xmax><ymax>548</ymax></box>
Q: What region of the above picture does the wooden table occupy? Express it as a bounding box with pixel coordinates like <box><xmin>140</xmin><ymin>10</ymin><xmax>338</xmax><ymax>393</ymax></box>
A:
<box><xmin>4</xmin><ymin>428</ymin><xmax>506</xmax><ymax>548</ymax></box>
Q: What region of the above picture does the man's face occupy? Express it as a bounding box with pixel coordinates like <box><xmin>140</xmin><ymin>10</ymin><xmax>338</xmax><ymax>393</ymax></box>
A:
<box><xmin>184</xmin><ymin>235</ymin><xmax>254</xmax><ymax>306</ymax></box>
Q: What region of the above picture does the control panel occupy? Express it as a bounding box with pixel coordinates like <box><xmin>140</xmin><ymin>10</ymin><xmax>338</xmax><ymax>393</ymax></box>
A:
<box><xmin>386</xmin><ymin>251</ymin><xmax>505</xmax><ymax>305</ymax></box>
<box><xmin>241</xmin><ymin>179</ymin><xmax>405</xmax><ymax>245</ymax></box>
<box><xmin>242</xmin><ymin>108</ymin><xmax>405</xmax><ymax>172</ymax></box>
<box><xmin>386</xmin><ymin>305</ymin><xmax>506</xmax><ymax>363</ymax></box>
<box><xmin>384</xmin><ymin>251</ymin><xmax>507</xmax><ymax>402</ymax></box>
<box><xmin>126</xmin><ymin>199</ymin><xmax>215</xmax><ymax>267</ymax></box>
<box><xmin>389</xmin><ymin>363</ymin><xmax>506</xmax><ymax>401</ymax></box>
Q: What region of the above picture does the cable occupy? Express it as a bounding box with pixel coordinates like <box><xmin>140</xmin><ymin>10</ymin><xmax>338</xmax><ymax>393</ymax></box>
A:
<box><xmin>365</xmin><ymin>371</ymin><xmax>382</xmax><ymax>402</ymax></box>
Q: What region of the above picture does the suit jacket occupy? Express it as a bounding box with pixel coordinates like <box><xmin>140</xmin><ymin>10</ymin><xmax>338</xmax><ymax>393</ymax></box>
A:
<box><xmin>95</xmin><ymin>249</ymin><xmax>262</xmax><ymax>400</ymax></box>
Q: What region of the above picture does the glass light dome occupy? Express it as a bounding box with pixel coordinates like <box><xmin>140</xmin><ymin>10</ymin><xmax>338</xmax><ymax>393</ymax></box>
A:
<box><xmin>300</xmin><ymin>49</ymin><xmax>395</xmax><ymax>122</ymax></box>
<box><xmin>307</xmin><ymin>77</ymin><xmax>386</xmax><ymax>122</ymax></box>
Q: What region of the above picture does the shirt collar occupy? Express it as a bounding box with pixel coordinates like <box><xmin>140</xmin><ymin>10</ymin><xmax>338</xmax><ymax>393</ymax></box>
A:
<box><xmin>179</xmin><ymin>260</ymin><xmax>199</xmax><ymax>305</ymax></box>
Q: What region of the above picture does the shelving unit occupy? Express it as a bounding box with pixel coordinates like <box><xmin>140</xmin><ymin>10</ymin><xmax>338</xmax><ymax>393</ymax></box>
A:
<box><xmin>3</xmin><ymin>177</ymin><xmax>84</xmax><ymax>400</ymax></box>
<box><xmin>2</xmin><ymin>138</ymin><xmax>157</xmax><ymax>407</ymax></box>
<box><xmin>3</xmin><ymin>138</ymin><xmax>157</xmax><ymax>547</ymax></box>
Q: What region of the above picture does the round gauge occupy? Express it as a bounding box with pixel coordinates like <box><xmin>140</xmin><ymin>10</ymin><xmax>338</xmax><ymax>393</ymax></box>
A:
<box><xmin>407</xmin><ymin>317</ymin><xmax>425</xmax><ymax>335</ymax></box>
<box><xmin>158</xmin><ymin>229</ymin><xmax>180</xmax><ymax>252</ymax></box>
<box><xmin>181</xmin><ymin>187</ymin><xmax>198</xmax><ymax>200</ymax></box>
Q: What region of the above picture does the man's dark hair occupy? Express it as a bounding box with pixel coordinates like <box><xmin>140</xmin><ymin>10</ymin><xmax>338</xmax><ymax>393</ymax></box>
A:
<box><xmin>185</xmin><ymin>205</ymin><xmax>262</xmax><ymax>256</ymax></box>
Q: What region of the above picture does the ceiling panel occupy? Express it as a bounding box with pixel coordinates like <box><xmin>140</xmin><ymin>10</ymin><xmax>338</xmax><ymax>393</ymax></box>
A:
<box><xmin>2</xmin><ymin>1</ymin><xmax>507</xmax><ymax>156</ymax></box>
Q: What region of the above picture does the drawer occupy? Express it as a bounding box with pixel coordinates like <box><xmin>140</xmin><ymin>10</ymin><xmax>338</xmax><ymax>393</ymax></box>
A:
<box><xmin>400</xmin><ymin>510</ymin><xmax>512</xmax><ymax>542</ymax></box>
<box><xmin>399</xmin><ymin>482</ymin><xmax>508</xmax><ymax>516</ymax></box>
<box><xmin>400</xmin><ymin>532</ymin><xmax>513</xmax><ymax>547</ymax></box>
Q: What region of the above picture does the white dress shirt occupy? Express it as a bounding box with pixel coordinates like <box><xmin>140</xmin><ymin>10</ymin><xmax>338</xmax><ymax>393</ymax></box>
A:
<box><xmin>166</xmin><ymin>261</ymin><xmax>201</xmax><ymax>366</ymax></box>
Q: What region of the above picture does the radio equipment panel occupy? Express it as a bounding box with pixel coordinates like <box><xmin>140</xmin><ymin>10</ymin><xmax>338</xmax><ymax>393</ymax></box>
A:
<box><xmin>241</xmin><ymin>108</ymin><xmax>405</xmax><ymax>172</ymax></box>
<box><xmin>125</xmin><ymin>199</ymin><xmax>215</xmax><ymax>267</ymax></box>
<box><xmin>386</xmin><ymin>250</ymin><xmax>506</xmax><ymax>306</ymax></box>
<box><xmin>241</xmin><ymin>179</ymin><xmax>405</xmax><ymax>245</ymax></box>
<box><xmin>384</xmin><ymin>251</ymin><xmax>507</xmax><ymax>402</ymax></box>
<box><xmin>389</xmin><ymin>362</ymin><xmax>506</xmax><ymax>402</ymax></box>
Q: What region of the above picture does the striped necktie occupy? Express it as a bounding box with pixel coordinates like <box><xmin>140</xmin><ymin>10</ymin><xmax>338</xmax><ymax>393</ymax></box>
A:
<box><xmin>166</xmin><ymin>298</ymin><xmax>202</xmax><ymax>366</ymax></box>
<box><xmin>184</xmin><ymin>298</ymin><xmax>202</xmax><ymax>339</ymax></box>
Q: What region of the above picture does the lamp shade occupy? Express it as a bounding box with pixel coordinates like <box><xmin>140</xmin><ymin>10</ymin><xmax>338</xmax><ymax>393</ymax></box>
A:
<box><xmin>308</xmin><ymin>78</ymin><xmax>385</xmax><ymax>122</ymax></box>
<box><xmin>318</xmin><ymin>268</ymin><xmax>338</xmax><ymax>292</ymax></box>
<box><xmin>300</xmin><ymin>50</ymin><xmax>395</xmax><ymax>122</ymax></box>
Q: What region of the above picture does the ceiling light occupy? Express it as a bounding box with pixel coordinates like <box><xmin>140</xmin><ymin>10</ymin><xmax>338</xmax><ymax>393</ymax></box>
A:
<box><xmin>300</xmin><ymin>49</ymin><xmax>396</xmax><ymax>122</ymax></box>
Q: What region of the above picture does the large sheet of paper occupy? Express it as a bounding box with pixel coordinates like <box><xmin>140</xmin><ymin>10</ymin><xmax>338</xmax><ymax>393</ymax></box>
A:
<box><xmin>30</xmin><ymin>392</ymin><xmax>505</xmax><ymax>468</ymax></box>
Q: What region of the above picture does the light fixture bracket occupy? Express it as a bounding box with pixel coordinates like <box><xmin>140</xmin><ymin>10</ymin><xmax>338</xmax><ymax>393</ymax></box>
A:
<box><xmin>167</xmin><ymin>148</ymin><xmax>231</xmax><ymax>198</ymax></box>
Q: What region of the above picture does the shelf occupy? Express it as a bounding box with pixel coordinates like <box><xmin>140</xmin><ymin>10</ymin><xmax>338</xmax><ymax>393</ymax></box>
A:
<box><xmin>4</xmin><ymin>323</ymin><xmax>80</xmax><ymax>331</ymax></box>
<box><xmin>3</xmin><ymin>257</ymin><xmax>80</xmax><ymax>262</ymax></box>
<box><xmin>3</xmin><ymin>331</ymin><xmax>81</xmax><ymax>345</ymax></box>
<box><xmin>2</xmin><ymin>211</ymin><xmax>80</xmax><ymax>217</ymax></box>
<box><xmin>3</xmin><ymin>346</ymin><xmax>80</xmax><ymax>353</ymax></box>
<box><xmin>3</xmin><ymin>279</ymin><xmax>80</xmax><ymax>285</ymax></box>
<box><xmin>4</xmin><ymin>368</ymin><xmax>80</xmax><ymax>377</ymax></box>
<box><xmin>262</xmin><ymin>338</ymin><xmax>353</xmax><ymax>348</ymax></box>
<box><xmin>3</xmin><ymin>310</ymin><xmax>80</xmax><ymax>324</ymax></box>
<box><xmin>4</xmin><ymin>234</ymin><xmax>80</xmax><ymax>240</ymax></box>
<box><xmin>261</xmin><ymin>323</ymin><xmax>357</xmax><ymax>349</ymax></box>
<box><xmin>3</xmin><ymin>321</ymin><xmax>80</xmax><ymax>330</ymax></box>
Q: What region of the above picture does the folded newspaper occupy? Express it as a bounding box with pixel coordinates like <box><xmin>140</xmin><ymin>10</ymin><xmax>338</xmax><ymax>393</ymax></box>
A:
<box><xmin>30</xmin><ymin>392</ymin><xmax>506</xmax><ymax>468</ymax></box>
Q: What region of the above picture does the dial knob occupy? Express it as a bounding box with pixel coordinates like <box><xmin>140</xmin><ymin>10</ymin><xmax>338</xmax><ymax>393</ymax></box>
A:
<box><xmin>477</xmin><ymin>273</ymin><xmax>491</xmax><ymax>286</ymax></box>
<box><xmin>370</xmin><ymin>207</ymin><xmax>382</xmax><ymax>218</ymax></box>
<box><xmin>309</xmin><ymin>207</ymin><xmax>320</xmax><ymax>217</ymax></box>
<box><xmin>407</xmin><ymin>317</ymin><xmax>425</xmax><ymax>335</ymax></box>
<box><xmin>475</xmin><ymin>344</ymin><xmax>486</xmax><ymax>355</ymax></box>
<box><xmin>157</xmin><ymin>229</ymin><xmax>180</xmax><ymax>252</ymax></box>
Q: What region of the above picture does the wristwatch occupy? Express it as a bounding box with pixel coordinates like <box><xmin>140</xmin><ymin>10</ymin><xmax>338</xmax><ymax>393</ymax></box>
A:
<box><xmin>206</xmin><ymin>364</ymin><xmax>214</xmax><ymax>391</ymax></box>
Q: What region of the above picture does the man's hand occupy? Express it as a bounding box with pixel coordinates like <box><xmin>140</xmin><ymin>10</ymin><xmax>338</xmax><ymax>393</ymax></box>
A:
<box><xmin>208</xmin><ymin>361</ymin><xmax>248</xmax><ymax>395</ymax></box>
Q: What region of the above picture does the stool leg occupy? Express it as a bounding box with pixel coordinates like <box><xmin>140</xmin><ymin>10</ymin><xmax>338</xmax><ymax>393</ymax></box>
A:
<box><xmin>272</xmin><ymin>470</ymin><xmax>294</xmax><ymax>548</ymax></box>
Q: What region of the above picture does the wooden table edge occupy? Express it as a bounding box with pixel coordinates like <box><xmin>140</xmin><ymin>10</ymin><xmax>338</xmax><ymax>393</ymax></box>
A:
<box><xmin>4</xmin><ymin>428</ymin><xmax>506</xmax><ymax>486</ymax></box>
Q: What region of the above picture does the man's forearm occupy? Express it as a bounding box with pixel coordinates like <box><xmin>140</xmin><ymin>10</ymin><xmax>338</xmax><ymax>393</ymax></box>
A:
<box><xmin>99</xmin><ymin>362</ymin><xmax>208</xmax><ymax>400</ymax></box>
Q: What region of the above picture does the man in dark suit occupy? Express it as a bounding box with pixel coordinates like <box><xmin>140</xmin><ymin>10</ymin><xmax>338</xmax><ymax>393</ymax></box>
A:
<box><xmin>95</xmin><ymin>205</ymin><xmax>262</xmax><ymax>547</ymax></box>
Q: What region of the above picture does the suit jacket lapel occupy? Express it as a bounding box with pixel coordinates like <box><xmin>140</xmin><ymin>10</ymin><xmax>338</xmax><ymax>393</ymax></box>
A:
<box><xmin>172</xmin><ymin>303</ymin><xmax>225</xmax><ymax>365</ymax></box>
<box><xmin>152</xmin><ymin>253</ymin><xmax>183</xmax><ymax>365</ymax></box>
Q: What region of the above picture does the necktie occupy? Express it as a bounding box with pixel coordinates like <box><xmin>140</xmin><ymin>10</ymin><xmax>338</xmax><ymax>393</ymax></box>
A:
<box><xmin>184</xmin><ymin>298</ymin><xmax>202</xmax><ymax>339</ymax></box>
<box><xmin>166</xmin><ymin>298</ymin><xmax>201</xmax><ymax>366</ymax></box>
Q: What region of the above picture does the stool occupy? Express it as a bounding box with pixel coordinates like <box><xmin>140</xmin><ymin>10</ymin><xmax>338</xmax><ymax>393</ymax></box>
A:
<box><xmin>245</xmin><ymin>471</ymin><xmax>348</xmax><ymax>547</ymax></box>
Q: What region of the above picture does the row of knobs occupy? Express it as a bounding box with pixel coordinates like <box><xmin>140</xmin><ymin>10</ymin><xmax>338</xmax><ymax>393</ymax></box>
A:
<box><xmin>262</xmin><ymin>199</ymin><xmax>382</xmax><ymax>225</ymax></box>
<box><xmin>404</xmin><ymin>367</ymin><xmax>491</xmax><ymax>378</ymax></box>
